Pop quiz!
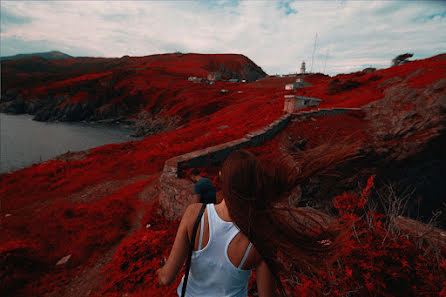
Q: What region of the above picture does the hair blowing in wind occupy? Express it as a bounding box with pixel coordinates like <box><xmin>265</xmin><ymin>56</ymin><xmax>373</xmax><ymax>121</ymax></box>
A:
<box><xmin>221</xmin><ymin>141</ymin><xmax>360</xmax><ymax>296</ymax></box>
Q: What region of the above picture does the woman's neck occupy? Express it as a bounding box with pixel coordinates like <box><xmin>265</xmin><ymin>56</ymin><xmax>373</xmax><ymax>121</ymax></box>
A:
<box><xmin>215</xmin><ymin>199</ymin><xmax>232</xmax><ymax>222</ymax></box>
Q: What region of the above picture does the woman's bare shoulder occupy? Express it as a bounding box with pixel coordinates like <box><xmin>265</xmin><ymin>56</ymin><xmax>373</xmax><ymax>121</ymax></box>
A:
<box><xmin>183</xmin><ymin>203</ymin><xmax>204</xmax><ymax>219</ymax></box>
<box><xmin>236</xmin><ymin>231</ymin><xmax>263</xmax><ymax>265</ymax></box>
<box><xmin>181</xmin><ymin>203</ymin><xmax>205</xmax><ymax>233</ymax></box>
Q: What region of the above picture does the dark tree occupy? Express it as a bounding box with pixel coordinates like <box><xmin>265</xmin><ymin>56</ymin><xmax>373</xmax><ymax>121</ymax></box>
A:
<box><xmin>391</xmin><ymin>53</ymin><xmax>413</xmax><ymax>66</ymax></box>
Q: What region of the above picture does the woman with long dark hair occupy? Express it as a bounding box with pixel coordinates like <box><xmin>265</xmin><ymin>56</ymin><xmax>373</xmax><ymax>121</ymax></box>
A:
<box><xmin>157</xmin><ymin>148</ymin><xmax>351</xmax><ymax>296</ymax></box>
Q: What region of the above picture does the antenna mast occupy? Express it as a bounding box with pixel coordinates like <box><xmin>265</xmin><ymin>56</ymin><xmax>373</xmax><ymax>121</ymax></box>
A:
<box><xmin>323</xmin><ymin>49</ymin><xmax>329</xmax><ymax>73</ymax></box>
<box><xmin>310</xmin><ymin>33</ymin><xmax>318</xmax><ymax>73</ymax></box>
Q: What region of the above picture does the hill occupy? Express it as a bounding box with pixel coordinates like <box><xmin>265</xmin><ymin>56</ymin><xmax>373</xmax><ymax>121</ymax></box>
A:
<box><xmin>0</xmin><ymin>50</ymin><xmax>73</xmax><ymax>61</ymax></box>
<box><xmin>0</xmin><ymin>53</ymin><xmax>445</xmax><ymax>296</ymax></box>
<box><xmin>0</xmin><ymin>53</ymin><xmax>266</xmax><ymax>135</ymax></box>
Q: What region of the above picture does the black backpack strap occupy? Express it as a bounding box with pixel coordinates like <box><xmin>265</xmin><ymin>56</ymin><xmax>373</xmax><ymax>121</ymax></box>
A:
<box><xmin>181</xmin><ymin>203</ymin><xmax>207</xmax><ymax>297</ymax></box>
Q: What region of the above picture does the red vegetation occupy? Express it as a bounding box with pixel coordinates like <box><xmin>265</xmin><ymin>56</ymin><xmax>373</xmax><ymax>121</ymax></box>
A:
<box><xmin>1</xmin><ymin>179</ymin><xmax>147</xmax><ymax>296</ymax></box>
<box><xmin>1</xmin><ymin>53</ymin><xmax>445</xmax><ymax>296</ymax></box>
<box><xmin>92</xmin><ymin>202</ymin><xmax>181</xmax><ymax>297</ymax></box>
<box><xmin>288</xmin><ymin>175</ymin><xmax>445</xmax><ymax>297</ymax></box>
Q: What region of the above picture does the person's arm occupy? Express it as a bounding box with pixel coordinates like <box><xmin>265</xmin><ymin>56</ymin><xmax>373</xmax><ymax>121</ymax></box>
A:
<box><xmin>256</xmin><ymin>260</ymin><xmax>276</xmax><ymax>297</ymax></box>
<box><xmin>157</xmin><ymin>204</ymin><xmax>200</xmax><ymax>286</ymax></box>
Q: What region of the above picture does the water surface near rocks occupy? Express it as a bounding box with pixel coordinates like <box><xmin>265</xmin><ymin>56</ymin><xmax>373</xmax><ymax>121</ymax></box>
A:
<box><xmin>1</xmin><ymin>113</ymin><xmax>138</xmax><ymax>173</ymax></box>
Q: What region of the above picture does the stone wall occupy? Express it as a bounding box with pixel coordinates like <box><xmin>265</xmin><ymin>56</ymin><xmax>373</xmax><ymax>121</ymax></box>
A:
<box><xmin>159</xmin><ymin>107</ymin><xmax>362</xmax><ymax>219</ymax></box>
<box><xmin>291</xmin><ymin>107</ymin><xmax>361</xmax><ymax>118</ymax></box>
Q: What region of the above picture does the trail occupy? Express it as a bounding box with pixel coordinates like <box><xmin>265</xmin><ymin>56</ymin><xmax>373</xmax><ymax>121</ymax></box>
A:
<box><xmin>47</xmin><ymin>174</ymin><xmax>160</xmax><ymax>297</ymax></box>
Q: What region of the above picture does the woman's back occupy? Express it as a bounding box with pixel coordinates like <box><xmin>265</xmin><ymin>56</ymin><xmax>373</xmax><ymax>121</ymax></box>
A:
<box><xmin>177</xmin><ymin>203</ymin><xmax>257</xmax><ymax>297</ymax></box>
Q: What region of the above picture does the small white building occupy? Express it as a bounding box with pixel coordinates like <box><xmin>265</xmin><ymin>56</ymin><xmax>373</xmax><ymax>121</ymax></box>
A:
<box><xmin>283</xmin><ymin>95</ymin><xmax>321</xmax><ymax>113</ymax></box>
<box><xmin>285</xmin><ymin>82</ymin><xmax>299</xmax><ymax>90</ymax></box>
<box><xmin>285</xmin><ymin>78</ymin><xmax>309</xmax><ymax>90</ymax></box>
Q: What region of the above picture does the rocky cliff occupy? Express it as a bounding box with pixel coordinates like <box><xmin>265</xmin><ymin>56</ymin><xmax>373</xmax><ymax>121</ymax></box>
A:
<box><xmin>1</xmin><ymin>53</ymin><xmax>267</xmax><ymax>136</ymax></box>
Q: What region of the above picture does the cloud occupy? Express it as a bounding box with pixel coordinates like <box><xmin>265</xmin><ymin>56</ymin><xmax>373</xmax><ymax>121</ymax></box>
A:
<box><xmin>0</xmin><ymin>0</ymin><xmax>445</xmax><ymax>75</ymax></box>
<box><xmin>278</xmin><ymin>0</ymin><xmax>298</xmax><ymax>15</ymax></box>
<box><xmin>1</xmin><ymin>6</ymin><xmax>32</xmax><ymax>25</ymax></box>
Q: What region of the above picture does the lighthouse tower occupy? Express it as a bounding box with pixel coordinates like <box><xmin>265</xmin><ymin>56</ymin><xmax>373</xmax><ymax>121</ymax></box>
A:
<box><xmin>300</xmin><ymin>61</ymin><xmax>306</xmax><ymax>74</ymax></box>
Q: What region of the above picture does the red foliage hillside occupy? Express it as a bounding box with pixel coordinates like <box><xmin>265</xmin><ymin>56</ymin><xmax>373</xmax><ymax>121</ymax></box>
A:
<box><xmin>1</xmin><ymin>53</ymin><xmax>445</xmax><ymax>296</ymax></box>
<box><xmin>1</xmin><ymin>53</ymin><xmax>266</xmax><ymax>132</ymax></box>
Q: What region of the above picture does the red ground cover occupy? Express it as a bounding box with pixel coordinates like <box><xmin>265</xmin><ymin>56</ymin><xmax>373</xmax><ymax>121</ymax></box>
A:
<box><xmin>1</xmin><ymin>53</ymin><xmax>445</xmax><ymax>296</ymax></box>
<box><xmin>1</xmin><ymin>179</ymin><xmax>148</xmax><ymax>296</ymax></box>
<box><xmin>88</xmin><ymin>177</ymin><xmax>445</xmax><ymax>297</ymax></box>
<box><xmin>92</xmin><ymin>201</ymin><xmax>181</xmax><ymax>297</ymax></box>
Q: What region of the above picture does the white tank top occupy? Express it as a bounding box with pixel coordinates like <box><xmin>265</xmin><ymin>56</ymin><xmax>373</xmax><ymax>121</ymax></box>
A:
<box><xmin>177</xmin><ymin>204</ymin><xmax>253</xmax><ymax>297</ymax></box>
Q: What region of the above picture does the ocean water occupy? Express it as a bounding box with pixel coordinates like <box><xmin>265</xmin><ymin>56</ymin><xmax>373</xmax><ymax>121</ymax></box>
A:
<box><xmin>0</xmin><ymin>113</ymin><xmax>138</xmax><ymax>173</ymax></box>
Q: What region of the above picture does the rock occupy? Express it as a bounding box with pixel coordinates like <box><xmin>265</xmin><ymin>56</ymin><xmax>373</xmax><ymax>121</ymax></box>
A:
<box><xmin>362</xmin><ymin>67</ymin><xmax>376</xmax><ymax>74</ymax></box>
<box><xmin>23</xmin><ymin>99</ymin><xmax>43</xmax><ymax>114</ymax></box>
<box><xmin>132</xmin><ymin>112</ymin><xmax>180</xmax><ymax>137</ymax></box>
<box><xmin>393</xmin><ymin>216</ymin><xmax>446</xmax><ymax>251</ymax></box>
<box><xmin>0</xmin><ymin>95</ymin><xmax>25</xmax><ymax>114</ymax></box>
<box><xmin>158</xmin><ymin>165</ymin><xmax>196</xmax><ymax>220</ymax></box>
<box><xmin>34</xmin><ymin>107</ymin><xmax>53</xmax><ymax>121</ymax></box>
<box><xmin>218</xmin><ymin>125</ymin><xmax>229</xmax><ymax>130</ymax></box>
<box><xmin>56</xmin><ymin>254</ymin><xmax>72</xmax><ymax>266</ymax></box>
<box><xmin>440</xmin><ymin>95</ymin><xmax>446</xmax><ymax>109</ymax></box>
<box><xmin>288</xmin><ymin>185</ymin><xmax>302</xmax><ymax>207</ymax></box>
<box><xmin>5</xmin><ymin>214</ymin><xmax>12</xmax><ymax>217</ymax></box>
<box><xmin>363</xmin><ymin>81</ymin><xmax>445</xmax><ymax>161</ymax></box>
<box><xmin>433</xmin><ymin>78</ymin><xmax>446</xmax><ymax>91</ymax></box>
<box><xmin>378</xmin><ymin>76</ymin><xmax>403</xmax><ymax>88</ymax></box>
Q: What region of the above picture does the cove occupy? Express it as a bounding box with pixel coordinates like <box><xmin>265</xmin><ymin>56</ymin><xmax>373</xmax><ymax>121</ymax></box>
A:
<box><xmin>0</xmin><ymin>113</ymin><xmax>138</xmax><ymax>173</ymax></box>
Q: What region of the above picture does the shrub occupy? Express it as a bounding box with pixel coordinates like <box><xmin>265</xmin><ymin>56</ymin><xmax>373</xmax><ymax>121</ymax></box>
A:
<box><xmin>392</xmin><ymin>53</ymin><xmax>414</xmax><ymax>67</ymax></box>
<box><xmin>327</xmin><ymin>79</ymin><xmax>361</xmax><ymax>95</ymax></box>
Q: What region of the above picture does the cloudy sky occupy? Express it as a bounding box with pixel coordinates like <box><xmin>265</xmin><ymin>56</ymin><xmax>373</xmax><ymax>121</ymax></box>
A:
<box><xmin>1</xmin><ymin>0</ymin><xmax>445</xmax><ymax>75</ymax></box>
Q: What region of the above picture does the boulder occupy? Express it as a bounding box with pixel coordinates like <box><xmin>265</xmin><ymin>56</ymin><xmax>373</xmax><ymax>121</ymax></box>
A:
<box><xmin>158</xmin><ymin>161</ymin><xmax>196</xmax><ymax>220</ymax></box>
<box><xmin>56</xmin><ymin>254</ymin><xmax>72</xmax><ymax>266</ymax></box>
<box><xmin>362</xmin><ymin>81</ymin><xmax>445</xmax><ymax>161</ymax></box>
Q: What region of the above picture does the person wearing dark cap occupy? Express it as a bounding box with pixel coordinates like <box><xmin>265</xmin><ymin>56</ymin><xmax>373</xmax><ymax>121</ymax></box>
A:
<box><xmin>193</xmin><ymin>177</ymin><xmax>216</xmax><ymax>204</ymax></box>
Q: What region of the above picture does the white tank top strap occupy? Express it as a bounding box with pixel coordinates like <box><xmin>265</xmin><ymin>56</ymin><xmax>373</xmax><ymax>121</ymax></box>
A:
<box><xmin>238</xmin><ymin>242</ymin><xmax>253</xmax><ymax>269</ymax></box>
<box><xmin>198</xmin><ymin>209</ymin><xmax>205</xmax><ymax>250</ymax></box>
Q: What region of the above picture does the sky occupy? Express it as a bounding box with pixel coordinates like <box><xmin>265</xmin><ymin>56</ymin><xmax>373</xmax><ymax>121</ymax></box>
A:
<box><xmin>1</xmin><ymin>0</ymin><xmax>445</xmax><ymax>76</ymax></box>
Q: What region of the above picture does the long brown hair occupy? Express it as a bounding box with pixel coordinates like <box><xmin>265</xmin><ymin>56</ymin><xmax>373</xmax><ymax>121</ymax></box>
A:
<box><xmin>221</xmin><ymin>147</ymin><xmax>356</xmax><ymax>296</ymax></box>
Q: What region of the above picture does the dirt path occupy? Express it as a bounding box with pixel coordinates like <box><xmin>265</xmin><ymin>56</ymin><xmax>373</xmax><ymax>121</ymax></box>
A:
<box><xmin>47</xmin><ymin>174</ymin><xmax>160</xmax><ymax>297</ymax></box>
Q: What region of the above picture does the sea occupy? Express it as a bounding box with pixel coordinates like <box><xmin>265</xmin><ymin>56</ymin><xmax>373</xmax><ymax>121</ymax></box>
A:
<box><xmin>0</xmin><ymin>113</ymin><xmax>138</xmax><ymax>174</ymax></box>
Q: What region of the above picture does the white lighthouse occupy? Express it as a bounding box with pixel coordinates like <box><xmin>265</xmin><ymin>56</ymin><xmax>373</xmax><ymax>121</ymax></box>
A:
<box><xmin>300</xmin><ymin>61</ymin><xmax>306</xmax><ymax>74</ymax></box>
